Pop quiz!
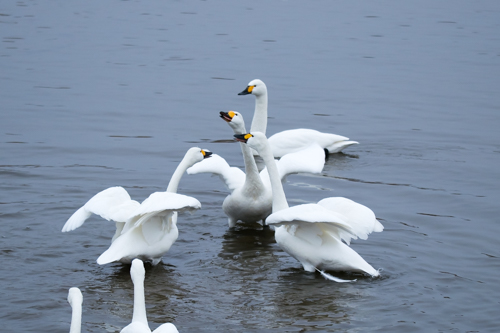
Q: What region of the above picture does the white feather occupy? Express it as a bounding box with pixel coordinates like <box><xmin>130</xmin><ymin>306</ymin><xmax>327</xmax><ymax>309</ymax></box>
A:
<box><xmin>316</xmin><ymin>268</ymin><xmax>357</xmax><ymax>283</ymax></box>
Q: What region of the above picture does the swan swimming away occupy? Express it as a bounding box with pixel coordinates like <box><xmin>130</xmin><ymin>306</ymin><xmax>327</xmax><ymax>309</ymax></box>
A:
<box><xmin>62</xmin><ymin>147</ymin><xmax>212</xmax><ymax>265</ymax></box>
<box><xmin>238</xmin><ymin>79</ymin><xmax>358</xmax><ymax>157</ymax></box>
<box><xmin>187</xmin><ymin>110</ymin><xmax>326</xmax><ymax>227</ymax></box>
<box><xmin>67</xmin><ymin>287</ymin><xmax>83</xmax><ymax>333</ymax></box>
<box><xmin>121</xmin><ymin>259</ymin><xmax>179</xmax><ymax>333</ymax></box>
<box><xmin>234</xmin><ymin>132</ymin><xmax>383</xmax><ymax>281</ymax></box>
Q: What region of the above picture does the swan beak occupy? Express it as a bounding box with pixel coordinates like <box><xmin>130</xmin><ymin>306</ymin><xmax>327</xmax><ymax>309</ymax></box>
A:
<box><xmin>219</xmin><ymin>111</ymin><xmax>235</xmax><ymax>122</ymax></box>
<box><xmin>238</xmin><ymin>85</ymin><xmax>253</xmax><ymax>95</ymax></box>
<box><xmin>234</xmin><ymin>133</ymin><xmax>252</xmax><ymax>143</ymax></box>
<box><xmin>201</xmin><ymin>150</ymin><xmax>213</xmax><ymax>158</ymax></box>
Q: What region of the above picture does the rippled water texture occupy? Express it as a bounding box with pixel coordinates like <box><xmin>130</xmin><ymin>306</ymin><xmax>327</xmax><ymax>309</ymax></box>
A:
<box><xmin>1</xmin><ymin>1</ymin><xmax>499</xmax><ymax>332</ymax></box>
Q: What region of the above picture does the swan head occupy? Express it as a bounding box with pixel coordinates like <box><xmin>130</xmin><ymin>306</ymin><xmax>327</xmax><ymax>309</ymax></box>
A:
<box><xmin>219</xmin><ymin>111</ymin><xmax>246</xmax><ymax>133</ymax></box>
<box><xmin>238</xmin><ymin>79</ymin><xmax>267</xmax><ymax>97</ymax></box>
<box><xmin>68</xmin><ymin>287</ymin><xmax>83</xmax><ymax>307</ymax></box>
<box><xmin>130</xmin><ymin>258</ymin><xmax>146</xmax><ymax>284</ymax></box>
<box><xmin>184</xmin><ymin>147</ymin><xmax>213</xmax><ymax>165</ymax></box>
<box><xmin>234</xmin><ymin>132</ymin><xmax>267</xmax><ymax>153</ymax></box>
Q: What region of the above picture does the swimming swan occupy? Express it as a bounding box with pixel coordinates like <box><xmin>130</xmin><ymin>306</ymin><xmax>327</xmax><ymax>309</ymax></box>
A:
<box><xmin>238</xmin><ymin>79</ymin><xmax>358</xmax><ymax>157</ymax></box>
<box><xmin>62</xmin><ymin>148</ymin><xmax>212</xmax><ymax>265</ymax></box>
<box><xmin>235</xmin><ymin>132</ymin><xmax>382</xmax><ymax>280</ymax></box>
<box><xmin>121</xmin><ymin>259</ymin><xmax>179</xmax><ymax>333</ymax></box>
<box><xmin>187</xmin><ymin>111</ymin><xmax>326</xmax><ymax>227</ymax></box>
<box><xmin>67</xmin><ymin>287</ymin><xmax>83</xmax><ymax>333</ymax></box>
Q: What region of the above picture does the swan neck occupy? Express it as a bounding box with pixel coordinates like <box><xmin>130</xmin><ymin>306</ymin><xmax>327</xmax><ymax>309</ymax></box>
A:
<box><xmin>166</xmin><ymin>156</ymin><xmax>191</xmax><ymax>193</ymax></box>
<box><xmin>69</xmin><ymin>302</ymin><xmax>82</xmax><ymax>333</ymax></box>
<box><xmin>240</xmin><ymin>142</ymin><xmax>262</xmax><ymax>186</ymax></box>
<box><xmin>250</xmin><ymin>93</ymin><xmax>268</xmax><ymax>134</ymax></box>
<box><xmin>259</xmin><ymin>140</ymin><xmax>289</xmax><ymax>212</ymax></box>
<box><xmin>132</xmin><ymin>275</ymin><xmax>149</xmax><ymax>325</ymax></box>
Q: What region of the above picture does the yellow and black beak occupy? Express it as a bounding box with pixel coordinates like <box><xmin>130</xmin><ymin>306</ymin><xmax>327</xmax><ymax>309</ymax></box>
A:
<box><xmin>201</xmin><ymin>149</ymin><xmax>213</xmax><ymax>158</ymax></box>
<box><xmin>238</xmin><ymin>85</ymin><xmax>254</xmax><ymax>95</ymax></box>
<box><xmin>234</xmin><ymin>133</ymin><xmax>253</xmax><ymax>143</ymax></box>
<box><xmin>219</xmin><ymin>111</ymin><xmax>235</xmax><ymax>122</ymax></box>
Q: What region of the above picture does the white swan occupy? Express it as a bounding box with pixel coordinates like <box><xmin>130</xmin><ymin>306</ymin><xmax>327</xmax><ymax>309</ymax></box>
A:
<box><xmin>62</xmin><ymin>147</ymin><xmax>212</xmax><ymax>265</ymax></box>
<box><xmin>121</xmin><ymin>259</ymin><xmax>179</xmax><ymax>333</ymax></box>
<box><xmin>235</xmin><ymin>132</ymin><xmax>383</xmax><ymax>279</ymax></box>
<box><xmin>187</xmin><ymin>111</ymin><xmax>326</xmax><ymax>227</ymax></box>
<box><xmin>67</xmin><ymin>287</ymin><xmax>83</xmax><ymax>333</ymax></box>
<box><xmin>238</xmin><ymin>79</ymin><xmax>358</xmax><ymax>157</ymax></box>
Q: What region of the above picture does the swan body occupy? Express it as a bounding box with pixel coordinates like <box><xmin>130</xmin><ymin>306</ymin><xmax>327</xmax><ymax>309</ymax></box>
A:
<box><xmin>62</xmin><ymin>148</ymin><xmax>212</xmax><ymax>265</ymax></box>
<box><xmin>67</xmin><ymin>287</ymin><xmax>83</xmax><ymax>333</ymax></box>
<box><xmin>235</xmin><ymin>132</ymin><xmax>382</xmax><ymax>278</ymax></box>
<box><xmin>187</xmin><ymin>111</ymin><xmax>326</xmax><ymax>227</ymax></box>
<box><xmin>238</xmin><ymin>79</ymin><xmax>358</xmax><ymax>157</ymax></box>
<box><xmin>121</xmin><ymin>259</ymin><xmax>179</xmax><ymax>333</ymax></box>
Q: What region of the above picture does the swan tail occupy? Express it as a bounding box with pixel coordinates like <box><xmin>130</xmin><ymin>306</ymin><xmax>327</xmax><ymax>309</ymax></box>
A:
<box><xmin>326</xmin><ymin>140</ymin><xmax>358</xmax><ymax>153</ymax></box>
<box><xmin>62</xmin><ymin>206</ymin><xmax>92</xmax><ymax>232</ymax></box>
<box><xmin>315</xmin><ymin>268</ymin><xmax>357</xmax><ymax>283</ymax></box>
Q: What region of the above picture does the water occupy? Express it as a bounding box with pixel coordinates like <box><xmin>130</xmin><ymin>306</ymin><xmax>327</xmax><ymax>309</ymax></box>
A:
<box><xmin>1</xmin><ymin>1</ymin><xmax>499</xmax><ymax>332</ymax></box>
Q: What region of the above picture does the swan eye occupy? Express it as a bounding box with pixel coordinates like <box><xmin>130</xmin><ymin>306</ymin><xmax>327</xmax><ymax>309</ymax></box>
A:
<box><xmin>247</xmin><ymin>85</ymin><xmax>254</xmax><ymax>93</ymax></box>
<box><xmin>228</xmin><ymin>111</ymin><xmax>236</xmax><ymax>118</ymax></box>
<box><xmin>244</xmin><ymin>133</ymin><xmax>253</xmax><ymax>140</ymax></box>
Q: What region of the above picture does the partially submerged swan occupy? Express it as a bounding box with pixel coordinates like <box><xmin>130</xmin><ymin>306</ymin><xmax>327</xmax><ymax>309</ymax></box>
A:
<box><xmin>238</xmin><ymin>79</ymin><xmax>358</xmax><ymax>157</ymax></box>
<box><xmin>235</xmin><ymin>132</ymin><xmax>382</xmax><ymax>280</ymax></box>
<box><xmin>187</xmin><ymin>111</ymin><xmax>326</xmax><ymax>227</ymax></box>
<box><xmin>62</xmin><ymin>148</ymin><xmax>212</xmax><ymax>265</ymax></box>
<box><xmin>67</xmin><ymin>287</ymin><xmax>83</xmax><ymax>333</ymax></box>
<box><xmin>121</xmin><ymin>259</ymin><xmax>179</xmax><ymax>333</ymax></box>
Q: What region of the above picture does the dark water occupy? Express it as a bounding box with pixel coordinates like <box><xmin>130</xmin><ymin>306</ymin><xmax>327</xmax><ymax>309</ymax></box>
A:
<box><xmin>1</xmin><ymin>1</ymin><xmax>499</xmax><ymax>332</ymax></box>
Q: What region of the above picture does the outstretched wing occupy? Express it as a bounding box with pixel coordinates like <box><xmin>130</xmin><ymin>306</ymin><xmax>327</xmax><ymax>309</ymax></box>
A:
<box><xmin>62</xmin><ymin>186</ymin><xmax>139</xmax><ymax>232</ymax></box>
<box><xmin>276</xmin><ymin>143</ymin><xmax>325</xmax><ymax>179</ymax></box>
<box><xmin>317</xmin><ymin>197</ymin><xmax>383</xmax><ymax>245</ymax></box>
<box><xmin>266</xmin><ymin>203</ymin><xmax>354</xmax><ymax>236</ymax></box>
<box><xmin>187</xmin><ymin>154</ymin><xmax>245</xmax><ymax>191</ymax></box>
<box><xmin>120</xmin><ymin>191</ymin><xmax>201</xmax><ymax>232</ymax></box>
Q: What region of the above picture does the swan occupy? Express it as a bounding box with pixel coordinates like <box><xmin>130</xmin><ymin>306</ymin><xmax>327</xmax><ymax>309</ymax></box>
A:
<box><xmin>234</xmin><ymin>132</ymin><xmax>383</xmax><ymax>280</ymax></box>
<box><xmin>67</xmin><ymin>287</ymin><xmax>83</xmax><ymax>333</ymax></box>
<box><xmin>238</xmin><ymin>79</ymin><xmax>359</xmax><ymax>157</ymax></box>
<box><xmin>121</xmin><ymin>259</ymin><xmax>179</xmax><ymax>333</ymax></box>
<box><xmin>187</xmin><ymin>111</ymin><xmax>326</xmax><ymax>227</ymax></box>
<box><xmin>62</xmin><ymin>147</ymin><xmax>212</xmax><ymax>265</ymax></box>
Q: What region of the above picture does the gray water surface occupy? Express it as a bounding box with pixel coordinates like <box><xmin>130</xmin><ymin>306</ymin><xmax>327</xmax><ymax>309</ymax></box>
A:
<box><xmin>1</xmin><ymin>1</ymin><xmax>500</xmax><ymax>332</ymax></box>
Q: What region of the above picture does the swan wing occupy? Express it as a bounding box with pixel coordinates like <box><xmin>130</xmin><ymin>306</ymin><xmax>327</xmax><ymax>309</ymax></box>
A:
<box><xmin>135</xmin><ymin>192</ymin><xmax>201</xmax><ymax>220</ymax></box>
<box><xmin>317</xmin><ymin>197</ymin><xmax>383</xmax><ymax>244</ymax></box>
<box><xmin>62</xmin><ymin>186</ymin><xmax>138</xmax><ymax>232</ymax></box>
<box><xmin>96</xmin><ymin>216</ymin><xmax>179</xmax><ymax>265</ymax></box>
<box><xmin>266</xmin><ymin>204</ymin><xmax>354</xmax><ymax>235</ymax></box>
<box><xmin>275</xmin><ymin>143</ymin><xmax>325</xmax><ymax>179</ymax></box>
<box><xmin>120</xmin><ymin>192</ymin><xmax>200</xmax><ymax>233</ymax></box>
<box><xmin>268</xmin><ymin>128</ymin><xmax>353</xmax><ymax>157</ymax></box>
<box><xmin>187</xmin><ymin>154</ymin><xmax>245</xmax><ymax>191</ymax></box>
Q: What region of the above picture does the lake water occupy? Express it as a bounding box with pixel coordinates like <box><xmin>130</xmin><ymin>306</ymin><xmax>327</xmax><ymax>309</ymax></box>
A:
<box><xmin>1</xmin><ymin>1</ymin><xmax>499</xmax><ymax>332</ymax></box>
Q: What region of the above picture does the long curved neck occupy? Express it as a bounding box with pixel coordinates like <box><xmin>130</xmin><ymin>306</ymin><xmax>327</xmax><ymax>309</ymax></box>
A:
<box><xmin>258</xmin><ymin>139</ymin><xmax>289</xmax><ymax>212</ymax></box>
<box><xmin>166</xmin><ymin>155</ymin><xmax>192</xmax><ymax>193</ymax></box>
<box><xmin>230</xmin><ymin>123</ymin><xmax>262</xmax><ymax>187</ymax></box>
<box><xmin>69</xmin><ymin>302</ymin><xmax>82</xmax><ymax>333</ymax></box>
<box><xmin>132</xmin><ymin>276</ymin><xmax>149</xmax><ymax>325</ymax></box>
<box><xmin>250</xmin><ymin>92</ymin><xmax>268</xmax><ymax>134</ymax></box>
